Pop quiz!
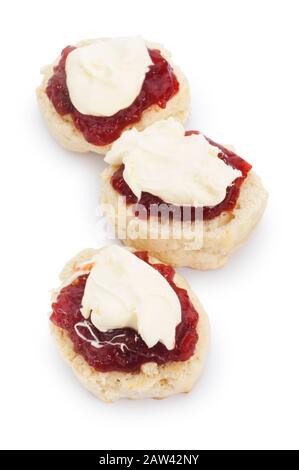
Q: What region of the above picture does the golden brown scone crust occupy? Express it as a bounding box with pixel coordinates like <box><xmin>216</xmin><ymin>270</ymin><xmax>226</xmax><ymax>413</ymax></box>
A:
<box><xmin>50</xmin><ymin>248</ymin><xmax>210</xmax><ymax>402</ymax></box>
<box><xmin>37</xmin><ymin>40</ymin><xmax>190</xmax><ymax>155</ymax></box>
<box><xmin>100</xmin><ymin>168</ymin><xmax>268</xmax><ymax>270</ymax></box>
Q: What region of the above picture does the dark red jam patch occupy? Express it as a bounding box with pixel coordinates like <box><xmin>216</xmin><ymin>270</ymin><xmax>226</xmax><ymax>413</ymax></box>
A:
<box><xmin>111</xmin><ymin>131</ymin><xmax>252</xmax><ymax>221</ymax></box>
<box><xmin>50</xmin><ymin>251</ymin><xmax>198</xmax><ymax>373</ymax></box>
<box><xmin>46</xmin><ymin>47</ymin><xmax>179</xmax><ymax>147</ymax></box>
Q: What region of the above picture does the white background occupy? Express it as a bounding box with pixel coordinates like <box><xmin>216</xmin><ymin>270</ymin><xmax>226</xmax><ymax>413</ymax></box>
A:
<box><xmin>1</xmin><ymin>0</ymin><xmax>298</xmax><ymax>450</ymax></box>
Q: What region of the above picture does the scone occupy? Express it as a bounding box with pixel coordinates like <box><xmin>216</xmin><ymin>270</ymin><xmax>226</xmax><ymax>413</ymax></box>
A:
<box><xmin>50</xmin><ymin>245</ymin><xmax>209</xmax><ymax>402</ymax></box>
<box><xmin>37</xmin><ymin>36</ymin><xmax>190</xmax><ymax>155</ymax></box>
<box><xmin>101</xmin><ymin>119</ymin><xmax>268</xmax><ymax>270</ymax></box>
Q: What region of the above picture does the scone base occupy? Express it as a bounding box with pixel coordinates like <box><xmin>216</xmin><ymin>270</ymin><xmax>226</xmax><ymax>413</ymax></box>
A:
<box><xmin>101</xmin><ymin>168</ymin><xmax>268</xmax><ymax>270</ymax></box>
<box><xmin>50</xmin><ymin>310</ymin><xmax>209</xmax><ymax>403</ymax></box>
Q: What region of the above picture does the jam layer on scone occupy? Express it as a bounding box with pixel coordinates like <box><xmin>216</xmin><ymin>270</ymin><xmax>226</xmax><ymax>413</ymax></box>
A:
<box><xmin>46</xmin><ymin>47</ymin><xmax>179</xmax><ymax>146</ymax></box>
<box><xmin>50</xmin><ymin>252</ymin><xmax>198</xmax><ymax>373</ymax></box>
<box><xmin>111</xmin><ymin>131</ymin><xmax>252</xmax><ymax>221</ymax></box>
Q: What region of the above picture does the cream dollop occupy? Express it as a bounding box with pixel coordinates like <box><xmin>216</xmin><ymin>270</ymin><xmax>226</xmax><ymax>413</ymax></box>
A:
<box><xmin>65</xmin><ymin>37</ymin><xmax>152</xmax><ymax>117</ymax></box>
<box><xmin>80</xmin><ymin>246</ymin><xmax>181</xmax><ymax>350</ymax></box>
<box><xmin>105</xmin><ymin>119</ymin><xmax>242</xmax><ymax>207</ymax></box>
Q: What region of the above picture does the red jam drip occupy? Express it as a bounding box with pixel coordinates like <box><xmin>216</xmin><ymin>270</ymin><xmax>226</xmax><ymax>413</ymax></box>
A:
<box><xmin>111</xmin><ymin>131</ymin><xmax>252</xmax><ymax>221</ymax></box>
<box><xmin>46</xmin><ymin>47</ymin><xmax>179</xmax><ymax>146</ymax></box>
<box><xmin>50</xmin><ymin>252</ymin><xmax>198</xmax><ymax>373</ymax></box>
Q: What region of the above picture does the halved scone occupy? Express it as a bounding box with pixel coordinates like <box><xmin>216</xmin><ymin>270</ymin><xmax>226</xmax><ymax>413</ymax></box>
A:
<box><xmin>101</xmin><ymin>119</ymin><xmax>268</xmax><ymax>269</ymax></box>
<box><xmin>50</xmin><ymin>246</ymin><xmax>209</xmax><ymax>402</ymax></box>
<box><xmin>37</xmin><ymin>37</ymin><xmax>190</xmax><ymax>155</ymax></box>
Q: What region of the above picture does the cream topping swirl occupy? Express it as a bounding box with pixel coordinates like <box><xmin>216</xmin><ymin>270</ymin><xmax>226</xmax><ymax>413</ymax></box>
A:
<box><xmin>105</xmin><ymin>119</ymin><xmax>242</xmax><ymax>207</ymax></box>
<box><xmin>80</xmin><ymin>246</ymin><xmax>181</xmax><ymax>350</ymax></box>
<box><xmin>65</xmin><ymin>37</ymin><xmax>153</xmax><ymax>117</ymax></box>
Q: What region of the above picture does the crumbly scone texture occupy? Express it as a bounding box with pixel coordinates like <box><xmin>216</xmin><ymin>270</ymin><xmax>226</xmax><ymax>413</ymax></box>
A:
<box><xmin>37</xmin><ymin>40</ymin><xmax>190</xmax><ymax>155</ymax></box>
<box><xmin>100</xmin><ymin>167</ymin><xmax>268</xmax><ymax>270</ymax></box>
<box><xmin>50</xmin><ymin>248</ymin><xmax>209</xmax><ymax>403</ymax></box>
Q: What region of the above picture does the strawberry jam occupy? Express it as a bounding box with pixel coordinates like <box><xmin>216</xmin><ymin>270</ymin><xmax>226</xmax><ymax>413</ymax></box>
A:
<box><xmin>50</xmin><ymin>252</ymin><xmax>198</xmax><ymax>373</ymax></box>
<box><xmin>46</xmin><ymin>47</ymin><xmax>179</xmax><ymax>146</ymax></box>
<box><xmin>111</xmin><ymin>131</ymin><xmax>252</xmax><ymax>221</ymax></box>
